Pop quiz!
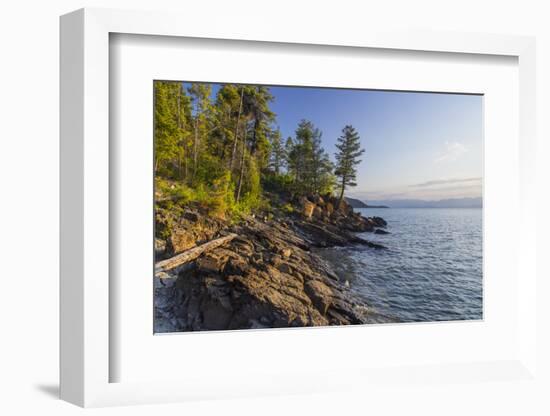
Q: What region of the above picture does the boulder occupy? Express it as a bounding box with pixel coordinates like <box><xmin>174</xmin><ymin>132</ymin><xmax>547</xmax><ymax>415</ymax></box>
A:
<box><xmin>311</xmin><ymin>195</ymin><xmax>325</xmax><ymax>206</ymax></box>
<box><xmin>168</xmin><ymin>229</ymin><xmax>197</xmax><ymax>254</ymax></box>
<box><xmin>155</xmin><ymin>238</ymin><xmax>166</xmax><ymax>259</ymax></box>
<box><xmin>370</xmin><ymin>216</ymin><xmax>388</xmax><ymax>228</ymax></box>
<box><xmin>304</xmin><ymin>279</ymin><xmax>333</xmax><ymax>315</ymax></box>
<box><xmin>183</xmin><ymin>211</ymin><xmax>200</xmax><ymax>222</ymax></box>
<box><xmin>337</xmin><ymin>198</ymin><xmax>353</xmax><ymax>215</ymax></box>
<box><xmin>196</xmin><ymin>251</ymin><xmax>229</xmax><ymax>274</ymax></box>
<box><xmin>302</xmin><ymin>200</ymin><xmax>316</xmax><ymax>219</ymax></box>
<box><xmin>280</xmin><ymin>247</ymin><xmax>292</xmax><ymax>258</ymax></box>
<box><xmin>322</xmin><ymin>194</ymin><xmax>336</xmax><ymax>206</ymax></box>
<box><xmin>313</xmin><ymin>206</ymin><xmax>323</xmax><ymax>219</ymax></box>
<box><xmin>374</xmin><ymin>229</ymin><xmax>390</xmax><ymax>235</ymax></box>
<box><xmin>165</xmin><ymin>211</ymin><xmax>226</xmax><ymax>255</ymax></box>
<box><xmin>232</xmin><ymin>238</ymin><xmax>255</xmax><ymax>257</ymax></box>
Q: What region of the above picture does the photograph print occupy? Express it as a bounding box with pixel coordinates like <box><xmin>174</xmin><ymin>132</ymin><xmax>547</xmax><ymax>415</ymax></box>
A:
<box><xmin>154</xmin><ymin>81</ymin><xmax>483</xmax><ymax>333</ymax></box>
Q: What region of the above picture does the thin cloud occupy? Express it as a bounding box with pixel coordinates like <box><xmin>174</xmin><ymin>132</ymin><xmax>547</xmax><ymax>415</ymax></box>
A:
<box><xmin>409</xmin><ymin>177</ymin><xmax>481</xmax><ymax>188</ymax></box>
<box><xmin>435</xmin><ymin>141</ymin><xmax>467</xmax><ymax>163</ymax></box>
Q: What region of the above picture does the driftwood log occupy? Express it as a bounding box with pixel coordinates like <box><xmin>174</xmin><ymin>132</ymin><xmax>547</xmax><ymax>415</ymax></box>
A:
<box><xmin>155</xmin><ymin>233</ymin><xmax>237</xmax><ymax>278</ymax></box>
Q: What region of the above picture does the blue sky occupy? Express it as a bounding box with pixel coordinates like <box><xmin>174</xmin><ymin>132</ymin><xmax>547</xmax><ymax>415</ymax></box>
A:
<box><xmin>210</xmin><ymin>83</ymin><xmax>483</xmax><ymax>202</ymax></box>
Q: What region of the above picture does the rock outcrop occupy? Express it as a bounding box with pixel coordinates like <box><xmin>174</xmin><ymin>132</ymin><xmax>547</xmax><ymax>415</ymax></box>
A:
<box><xmin>154</xmin><ymin>194</ymin><xmax>390</xmax><ymax>332</ymax></box>
<box><xmin>155</xmin><ymin>217</ymin><xmax>373</xmax><ymax>332</ymax></box>
<box><xmin>155</xmin><ymin>204</ymin><xmax>226</xmax><ymax>260</ymax></box>
<box><xmin>295</xmin><ymin>194</ymin><xmax>388</xmax><ymax>234</ymax></box>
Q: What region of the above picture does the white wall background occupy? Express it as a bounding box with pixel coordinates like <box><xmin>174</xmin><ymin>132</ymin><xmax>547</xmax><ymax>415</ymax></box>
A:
<box><xmin>0</xmin><ymin>0</ymin><xmax>548</xmax><ymax>414</ymax></box>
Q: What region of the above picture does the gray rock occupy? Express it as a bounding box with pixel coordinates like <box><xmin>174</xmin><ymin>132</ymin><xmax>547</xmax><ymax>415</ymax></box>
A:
<box><xmin>154</xmin><ymin>199</ymin><xmax>387</xmax><ymax>332</ymax></box>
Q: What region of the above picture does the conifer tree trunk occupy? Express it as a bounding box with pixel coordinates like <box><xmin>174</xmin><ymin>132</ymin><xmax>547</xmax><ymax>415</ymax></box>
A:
<box><xmin>177</xmin><ymin>88</ymin><xmax>181</xmax><ymax>128</ymax></box>
<box><xmin>236</xmin><ymin>124</ymin><xmax>247</xmax><ymax>202</ymax></box>
<box><xmin>337</xmin><ymin>176</ymin><xmax>346</xmax><ymax>208</ymax></box>
<box><xmin>184</xmin><ymin>143</ymin><xmax>188</xmax><ymax>179</ymax></box>
<box><xmin>193</xmin><ymin>117</ymin><xmax>199</xmax><ymax>177</ymax></box>
<box><xmin>230</xmin><ymin>87</ymin><xmax>244</xmax><ymax>170</ymax></box>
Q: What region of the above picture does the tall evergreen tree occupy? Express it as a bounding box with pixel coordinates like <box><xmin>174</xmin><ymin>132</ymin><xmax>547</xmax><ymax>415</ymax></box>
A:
<box><xmin>213</xmin><ymin>84</ymin><xmax>244</xmax><ymax>171</ymax></box>
<box><xmin>269</xmin><ymin>129</ymin><xmax>285</xmax><ymax>174</ymax></box>
<box><xmin>174</xmin><ymin>83</ymin><xmax>193</xmax><ymax>179</ymax></box>
<box><xmin>334</xmin><ymin>125</ymin><xmax>365</xmax><ymax>208</ymax></box>
<box><xmin>288</xmin><ymin>120</ymin><xmax>314</xmax><ymax>192</ymax></box>
<box><xmin>212</xmin><ymin>84</ymin><xmax>239</xmax><ymax>161</ymax></box>
<box><xmin>285</xmin><ymin>136</ymin><xmax>296</xmax><ymax>175</ymax></box>
<box><xmin>310</xmin><ymin>130</ymin><xmax>334</xmax><ymax>194</ymax></box>
<box><xmin>154</xmin><ymin>81</ymin><xmax>192</xmax><ymax>178</ymax></box>
<box><xmin>287</xmin><ymin>120</ymin><xmax>333</xmax><ymax>195</ymax></box>
<box><xmin>243</xmin><ymin>85</ymin><xmax>275</xmax><ymax>168</ymax></box>
<box><xmin>188</xmin><ymin>83</ymin><xmax>213</xmax><ymax>179</ymax></box>
<box><xmin>235</xmin><ymin>86</ymin><xmax>275</xmax><ymax>202</ymax></box>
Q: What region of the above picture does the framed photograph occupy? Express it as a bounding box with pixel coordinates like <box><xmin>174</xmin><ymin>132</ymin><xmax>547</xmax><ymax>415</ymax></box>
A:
<box><xmin>60</xmin><ymin>8</ymin><xmax>537</xmax><ymax>407</ymax></box>
<box><xmin>151</xmin><ymin>81</ymin><xmax>484</xmax><ymax>333</ymax></box>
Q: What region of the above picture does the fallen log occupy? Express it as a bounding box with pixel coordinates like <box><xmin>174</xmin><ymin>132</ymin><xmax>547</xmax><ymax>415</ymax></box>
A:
<box><xmin>155</xmin><ymin>233</ymin><xmax>237</xmax><ymax>277</ymax></box>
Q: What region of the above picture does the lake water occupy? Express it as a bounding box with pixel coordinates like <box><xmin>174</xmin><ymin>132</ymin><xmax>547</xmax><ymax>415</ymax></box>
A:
<box><xmin>318</xmin><ymin>208</ymin><xmax>483</xmax><ymax>323</ymax></box>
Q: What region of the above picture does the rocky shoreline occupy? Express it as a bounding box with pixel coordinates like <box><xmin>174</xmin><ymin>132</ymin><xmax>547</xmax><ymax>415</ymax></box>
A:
<box><xmin>154</xmin><ymin>195</ymin><xmax>389</xmax><ymax>332</ymax></box>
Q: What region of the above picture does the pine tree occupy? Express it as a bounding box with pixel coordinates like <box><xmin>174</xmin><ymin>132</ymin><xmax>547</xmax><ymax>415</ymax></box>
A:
<box><xmin>243</xmin><ymin>85</ymin><xmax>275</xmax><ymax>168</ymax></box>
<box><xmin>154</xmin><ymin>81</ymin><xmax>192</xmax><ymax>178</ymax></box>
<box><xmin>285</xmin><ymin>136</ymin><xmax>296</xmax><ymax>174</ymax></box>
<box><xmin>310</xmin><ymin>130</ymin><xmax>334</xmax><ymax>194</ymax></box>
<box><xmin>288</xmin><ymin>120</ymin><xmax>314</xmax><ymax>193</ymax></box>
<box><xmin>334</xmin><ymin>125</ymin><xmax>365</xmax><ymax>208</ymax></box>
<box><xmin>214</xmin><ymin>84</ymin><xmax>243</xmax><ymax>171</ymax></box>
<box><xmin>269</xmin><ymin>129</ymin><xmax>285</xmax><ymax>174</ymax></box>
<box><xmin>235</xmin><ymin>86</ymin><xmax>275</xmax><ymax>202</ymax></box>
<box><xmin>287</xmin><ymin>120</ymin><xmax>333</xmax><ymax>195</ymax></box>
<box><xmin>188</xmin><ymin>83</ymin><xmax>213</xmax><ymax>179</ymax></box>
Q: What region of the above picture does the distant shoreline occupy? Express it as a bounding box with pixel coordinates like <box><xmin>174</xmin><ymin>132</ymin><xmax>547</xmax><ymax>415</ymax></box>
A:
<box><xmin>347</xmin><ymin>196</ymin><xmax>482</xmax><ymax>209</ymax></box>
<box><xmin>358</xmin><ymin>206</ymin><xmax>482</xmax><ymax>209</ymax></box>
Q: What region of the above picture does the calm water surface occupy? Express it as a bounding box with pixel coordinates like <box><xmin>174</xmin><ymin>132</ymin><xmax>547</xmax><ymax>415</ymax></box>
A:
<box><xmin>318</xmin><ymin>208</ymin><xmax>483</xmax><ymax>323</ymax></box>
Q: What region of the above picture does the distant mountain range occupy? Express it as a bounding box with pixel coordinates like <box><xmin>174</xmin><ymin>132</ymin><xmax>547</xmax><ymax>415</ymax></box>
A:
<box><xmin>344</xmin><ymin>197</ymin><xmax>389</xmax><ymax>209</ymax></box>
<box><xmin>359</xmin><ymin>196</ymin><xmax>482</xmax><ymax>209</ymax></box>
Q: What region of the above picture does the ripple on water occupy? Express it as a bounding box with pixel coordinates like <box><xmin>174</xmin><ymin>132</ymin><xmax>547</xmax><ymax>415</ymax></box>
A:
<box><xmin>317</xmin><ymin>208</ymin><xmax>483</xmax><ymax>323</ymax></box>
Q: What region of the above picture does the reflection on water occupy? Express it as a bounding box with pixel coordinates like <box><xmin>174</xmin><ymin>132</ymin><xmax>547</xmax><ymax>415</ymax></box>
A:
<box><xmin>316</xmin><ymin>208</ymin><xmax>483</xmax><ymax>323</ymax></box>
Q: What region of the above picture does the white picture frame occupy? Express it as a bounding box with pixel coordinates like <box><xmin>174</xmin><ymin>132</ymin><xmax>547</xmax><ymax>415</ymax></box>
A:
<box><xmin>60</xmin><ymin>7</ymin><xmax>537</xmax><ymax>407</ymax></box>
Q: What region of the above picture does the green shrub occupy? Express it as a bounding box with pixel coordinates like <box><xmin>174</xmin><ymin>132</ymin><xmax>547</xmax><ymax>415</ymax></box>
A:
<box><xmin>281</xmin><ymin>203</ymin><xmax>294</xmax><ymax>214</ymax></box>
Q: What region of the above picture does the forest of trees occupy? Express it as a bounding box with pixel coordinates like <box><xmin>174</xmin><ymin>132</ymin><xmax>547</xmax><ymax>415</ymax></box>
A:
<box><xmin>154</xmin><ymin>81</ymin><xmax>364</xmax><ymax>218</ymax></box>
